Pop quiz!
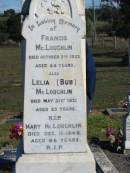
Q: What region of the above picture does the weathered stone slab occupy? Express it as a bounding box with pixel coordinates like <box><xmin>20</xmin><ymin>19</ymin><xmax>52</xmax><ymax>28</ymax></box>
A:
<box><xmin>90</xmin><ymin>144</ymin><xmax>119</xmax><ymax>173</ymax></box>
<box><xmin>22</xmin><ymin>0</ymin><xmax>87</xmax><ymax>154</ymax></box>
<box><xmin>15</xmin><ymin>0</ymin><xmax>96</xmax><ymax>172</ymax></box>
<box><xmin>106</xmin><ymin>108</ymin><xmax>127</xmax><ymax>116</ymax></box>
<box><xmin>16</xmin><ymin>148</ymin><xmax>95</xmax><ymax>173</ymax></box>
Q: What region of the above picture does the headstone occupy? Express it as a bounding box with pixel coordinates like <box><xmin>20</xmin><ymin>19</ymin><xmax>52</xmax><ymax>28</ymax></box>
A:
<box><xmin>0</xmin><ymin>149</ymin><xmax>16</xmax><ymax>170</ymax></box>
<box><xmin>106</xmin><ymin>108</ymin><xmax>127</xmax><ymax>116</ymax></box>
<box><xmin>20</xmin><ymin>0</ymin><xmax>24</xmax><ymax>6</ymax></box>
<box><xmin>124</xmin><ymin>92</ymin><xmax>130</xmax><ymax>150</ymax></box>
<box><xmin>15</xmin><ymin>0</ymin><xmax>96</xmax><ymax>172</ymax></box>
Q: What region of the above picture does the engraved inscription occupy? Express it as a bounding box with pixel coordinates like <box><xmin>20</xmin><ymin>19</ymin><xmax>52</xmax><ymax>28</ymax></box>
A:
<box><xmin>23</xmin><ymin>0</ymin><xmax>86</xmax><ymax>153</ymax></box>
<box><xmin>39</xmin><ymin>0</ymin><xmax>72</xmax><ymax>17</ymax></box>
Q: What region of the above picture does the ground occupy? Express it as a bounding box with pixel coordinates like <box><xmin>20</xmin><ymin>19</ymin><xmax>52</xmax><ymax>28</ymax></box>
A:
<box><xmin>91</xmin><ymin>47</ymin><xmax>130</xmax><ymax>173</ymax></box>
<box><xmin>104</xmin><ymin>149</ymin><xmax>130</xmax><ymax>173</ymax></box>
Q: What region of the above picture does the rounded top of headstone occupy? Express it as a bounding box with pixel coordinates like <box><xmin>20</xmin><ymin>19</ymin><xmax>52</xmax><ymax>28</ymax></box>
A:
<box><xmin>30</xmin><ymin>0</ymin><xmax>73</xmax><ymax>19</ymax></box>
<box><xmin>22</xmin><ymin>0</ymin><xmax>85</xmax><ymax>38</ymax></box>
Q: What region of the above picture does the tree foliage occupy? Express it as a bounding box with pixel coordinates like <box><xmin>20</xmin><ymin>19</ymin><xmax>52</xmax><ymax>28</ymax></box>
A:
<box><xmin>117</xmin><ymin>0</ymin><xmax>130</xmax><ymax>38</ymax></box>
<box><xmin>101</xmin><ymin>0</ymin><xmax>130</xmax><ymax>38</ymax></box>
<box><xmin>4</xmin><ymin>9</ymin><xmax>15</xmax><ymax>16</ymax></box>
<box><xmin>85</xmin><ymin>9</ymin><xmax>93</xmax><ymax>36</ymax></box>
<box><xmin>101</xmin><ymin>0</ymin><xmax>120</xmax><ymax>7</ymax></box>
<box><xmin>0</xmin><ymin>9</ymin><xmax>21</xmax><ymax>43</ymax></box>
<box><xmin>7</xmin><ymin>13</ymin><xmax>21</xmax><ymax>42</ymax></box>
<box><xmin>0</xmin><ymin>20</ymin><xmax>7</xmax><ymax>33</ymax></box>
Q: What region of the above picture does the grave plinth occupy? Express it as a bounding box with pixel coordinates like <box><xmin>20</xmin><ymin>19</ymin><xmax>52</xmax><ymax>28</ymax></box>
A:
<box><xmin>16</xmin><ymin>149</ymin><xmax>95</xmax><ymax>173</ymax></box>
<box><xmin>15</xmin><ymin>0</ymin><xmax>96</xmax><ymax>172</ymax></box>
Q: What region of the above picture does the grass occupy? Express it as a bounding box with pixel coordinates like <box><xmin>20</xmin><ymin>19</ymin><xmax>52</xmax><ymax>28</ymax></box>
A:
<box><xmin>0</xmin><ymin>171</ymin><xmax>10</xmax><ymax>173</ymax></box>
<box><xmin>88</xmin><ymin>113</ymin><xmax>122</xmax><ymax>140</ymax></box>
<box><xmin>0</xmin><ymin>124</ymin><xmax>18</xmax><ymax>149</ymax></box>
<box><xmin>0</xmin><ymin>16</ymin><xmax>9</xmax><ymax>21</ymax></box>
<box><xmin>87</xmin><ymin>47</ymin><xmax>129</xmax><ymax>140</ymax></box>
<box><xmin>93</xmin><ymin>48</ymin><xmax>130</xmax><ymax>110</ymax></box>
<box><xmin>0</xmin><ymin>47</ymin><xmax>21</xmax><ymax>151</ymax></box>
<box><xmin>95</xmin><ymin>67</ymin><xmax>130</xmax><ymax>109</ymax></box>
<box><xmin>0</xmin><ymin>47</ymin><xmax>23</xmax><ymax>112</ymax></box>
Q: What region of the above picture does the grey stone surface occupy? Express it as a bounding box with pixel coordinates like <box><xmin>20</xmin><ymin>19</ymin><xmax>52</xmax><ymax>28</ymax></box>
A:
<box><xmin>124</xmin><ymin>92</ymin><xmax>130</xmax><ymax>150</ymax></box>
<box><xmin>124</xmin><ymin>113</ymin><xmax>130</xmax><ymax>149</ymax></box>
<box><xmin>22</xmin><ymin>0</ymin><xmax>88</xmax><ymax>154</ymax></box>
<box><xmin>15</xmin><ymin>0</ymin><xmax>96</xmax><ymax>172</ymax></box>
<box><xmin>16</xmin><ymin>149</ymin><xmax>96</xmax><ymax>173</ymax></box>
<box><xmin>0</xmin><ymin>145</ymin><xmax>122</xmax><ymax>173</ymax></box>
<box><xmin>0</xmin><ymin>149</ymin><xmax>16</xmax><ymax>162</ymax></box>
<box><xmin>106</xmin><ymin>108</ymin><xmax>127</xmax><ymax>116</ymax></box>
<box><xmin>0</xmin><ymin>149</ymin><xmax>16</xmax><ymax>170</ymax></box>
<box><xmin>90</xmin><ymin>144</ymin><xmax>119</xmax><ymax>173</ymax></box>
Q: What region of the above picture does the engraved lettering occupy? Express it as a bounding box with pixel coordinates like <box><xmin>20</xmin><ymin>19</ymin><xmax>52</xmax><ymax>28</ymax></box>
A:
<box><xmin>32</xmin><ymin>79</ymin><xmax>49</xmax><ymax>85</ymax></box>
<box><xmin>41</xmin><ymin>35</ymin><xmax>67</xmax><ymax>41</ymax></box>
<box><xmin>26</xmin><ymin>124</ymin><xmax>41</xmax><ymax>129</ymax></box>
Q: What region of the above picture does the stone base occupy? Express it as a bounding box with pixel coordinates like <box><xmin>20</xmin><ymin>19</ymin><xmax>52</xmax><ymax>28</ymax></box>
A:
<box><xmin>15</xmin><ymin>147</ymin><xmax>96</xmax><ymax>173</ymax></box>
